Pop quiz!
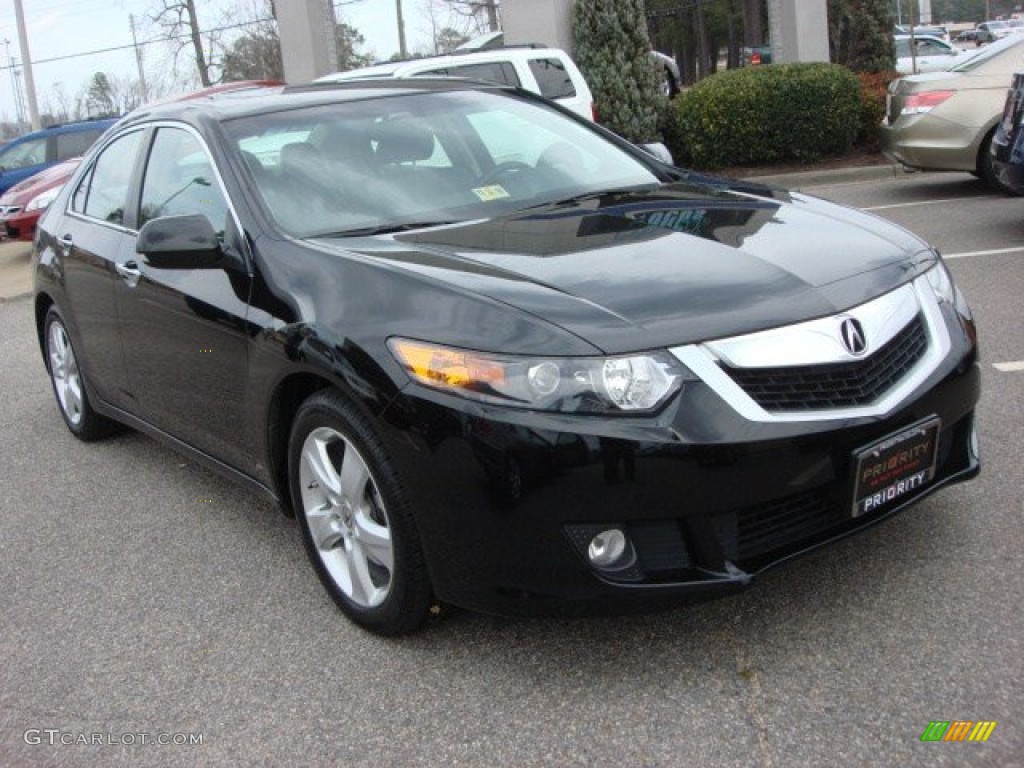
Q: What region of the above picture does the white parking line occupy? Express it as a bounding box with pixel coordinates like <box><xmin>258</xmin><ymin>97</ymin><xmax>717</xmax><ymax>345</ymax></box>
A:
<box><xmin>993</xmin><ymin>361</ymin><xmax>1024</xmax><ymax>372</ymax></box>
<box><xmin>943</xmin><ymin>246</ymin><xmax>1024</xmax><ymax>260</ymax></box>
<box><xmin>863</xmin><ymin>197</ymin><xmax>986</xmax><ymax>211</ymax></box>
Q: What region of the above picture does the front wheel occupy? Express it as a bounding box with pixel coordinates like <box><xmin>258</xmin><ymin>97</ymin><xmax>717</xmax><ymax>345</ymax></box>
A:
<box><xmin>288</xmin><ymin>389</ymin><xmax>433</xmax><ymax>635</ymax></box>
<box><xmin>977</xmin><ymin>129</ymin><xmax>1021</xmax><ymax>196</ymax></box>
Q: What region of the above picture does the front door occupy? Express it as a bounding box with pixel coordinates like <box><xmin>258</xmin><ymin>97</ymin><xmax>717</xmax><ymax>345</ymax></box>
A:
<box><xmin>115</xmin><ymin>125</ymin><xmax>254</xmax><ymax>472</ymax></box>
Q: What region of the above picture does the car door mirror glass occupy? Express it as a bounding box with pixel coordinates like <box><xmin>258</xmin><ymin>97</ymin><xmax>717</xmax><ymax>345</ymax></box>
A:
<box><xmin>136</xmin><ymin>214</ymin><xmax>223</xmax><ymax>269</ymax></box>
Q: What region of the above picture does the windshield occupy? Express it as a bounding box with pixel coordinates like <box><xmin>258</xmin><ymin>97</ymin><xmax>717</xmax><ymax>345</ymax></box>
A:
<box><xmin>949</xmin><ymin>33</ymin><xmax>1024</xmax><ymax>72</ymax></box>
<box><xmin>223</xmin><ymin>90</ymin><xmax>659</xmax><ymax>237</ymax></box>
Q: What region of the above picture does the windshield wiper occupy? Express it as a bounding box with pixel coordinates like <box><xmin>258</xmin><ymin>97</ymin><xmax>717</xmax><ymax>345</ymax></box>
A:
<box><xmin>315</xmin><ymin>220</ymin><xmax>460</xmax><ymax>238</ymax></box>
<box><xmin>523</xmin><ymin>184</ymin><xmax>661</xmax><ymax>211</ymax></box>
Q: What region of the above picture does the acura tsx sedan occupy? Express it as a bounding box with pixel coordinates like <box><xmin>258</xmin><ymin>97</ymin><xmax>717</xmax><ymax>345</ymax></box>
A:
<box><xmin>33</xmin><ymin>80</ymin><xmax>980</xmax><ymax>635</ymax></box>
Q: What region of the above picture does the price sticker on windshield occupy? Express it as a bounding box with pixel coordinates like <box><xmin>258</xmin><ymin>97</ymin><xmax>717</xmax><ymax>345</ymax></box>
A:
<box><xmin>472</xmin><ymin>185</ymin><xmax>510</xmax><ymax>202</ymax></box>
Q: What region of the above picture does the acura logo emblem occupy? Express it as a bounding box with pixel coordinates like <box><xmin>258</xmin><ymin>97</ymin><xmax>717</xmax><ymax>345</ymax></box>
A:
<box><xmin>840</xmin><ymin>317</ymin><xmax>868</xmax><ymax>356</ymax></box>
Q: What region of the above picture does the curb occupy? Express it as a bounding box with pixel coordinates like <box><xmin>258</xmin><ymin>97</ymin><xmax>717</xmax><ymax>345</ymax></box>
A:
<box><xmin>741</xmin><ymin>163</ymin><xmax>904</xmax><ymax>190</ymax></box>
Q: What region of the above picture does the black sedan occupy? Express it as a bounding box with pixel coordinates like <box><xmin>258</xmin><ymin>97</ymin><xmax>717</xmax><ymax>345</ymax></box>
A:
<box><xmin>991</xmin><ymin>71</ymin><xmax>1024</xmax><ymax>194</ymax></box>
<box><xmin>33</xmin><ymin>80</ymin><xmax>980</xmax><ymax>635</ymax></box>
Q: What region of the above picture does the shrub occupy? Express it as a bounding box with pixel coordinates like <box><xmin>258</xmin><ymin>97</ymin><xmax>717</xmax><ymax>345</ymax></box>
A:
<box><xmin>855</xmin><ymin>70</ymin><xmax>900</xmax><ymax>150</ymax></box>
<box><xmin>668</xmin><ymin>63</ymin><xmax>862</xmax><ymax>169</ymax></box>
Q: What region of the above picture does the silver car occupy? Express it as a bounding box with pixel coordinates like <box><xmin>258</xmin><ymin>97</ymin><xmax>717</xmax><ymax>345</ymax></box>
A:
<box><xmin>880</xmin><ymin>34</ymin><xmax>1024</xmax><ymax>191</ymax></box>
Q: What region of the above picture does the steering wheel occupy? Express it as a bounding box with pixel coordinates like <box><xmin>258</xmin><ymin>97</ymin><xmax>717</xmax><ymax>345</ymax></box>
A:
<box><xmin>479</xmin><ymin>160</ymin><xmax>533</xmax><ymax>186</ymax></box>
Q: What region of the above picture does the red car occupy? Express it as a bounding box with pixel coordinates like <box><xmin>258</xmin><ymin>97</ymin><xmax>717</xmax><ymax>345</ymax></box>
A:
<box><xmin>0</xmin><ymin>82</ymin><xmax>285</xmax><ymax>242</ymax></box>
<box><xmin>0</xmin><ymin>157</ymin><xmax>80</xmax><ymax>241</ymax></box>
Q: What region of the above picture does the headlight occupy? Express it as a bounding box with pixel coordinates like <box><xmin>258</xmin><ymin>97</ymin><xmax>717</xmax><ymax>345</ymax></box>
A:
<box><xmin>925</xmin><ymin>261</ymin><xmax>955</xmax><ymax>304</ymax></box>
<box><xmin>388</xmin><ymin>338</ymin><xmax>690</xmax><ymax>413</ymax></box>
<box><xmin>25</xmin><ymin>185</ymin><xmax>62</xmax><ymax>212</ymax></box>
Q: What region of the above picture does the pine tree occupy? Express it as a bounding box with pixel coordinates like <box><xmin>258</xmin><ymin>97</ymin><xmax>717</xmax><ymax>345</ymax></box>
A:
<box><xmin>572</xmin><ymin>0</ymin><xmax>664</xmax><ymax>143</ymax></box>
<box><xmin>828</xmin><ymin>0</ymin><xmax>896</xmax><ymax>73</ymax></box>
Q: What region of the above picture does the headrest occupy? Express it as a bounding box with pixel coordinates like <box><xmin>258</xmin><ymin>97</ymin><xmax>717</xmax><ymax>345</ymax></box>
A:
<box><xmin>373</xmin><ymin>121</ymin><xmax>436</xmax><ymax>165</ymax></box>
<box><xmin>319</xmin><ymin>128</ymin><xmax>374</xmax><ymax>170</ymax></box>
<box><xmin>280</xmin><ymin>142</ymin><xmax>321</xmax><ymax>171</ymax></box>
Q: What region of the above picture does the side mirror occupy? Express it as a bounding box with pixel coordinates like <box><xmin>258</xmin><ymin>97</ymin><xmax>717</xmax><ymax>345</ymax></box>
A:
<box><xmin>638</xmin><ymin>142</ymin><xmax>674</xmax><ymax>165</ymax></box>
<box><xmin>136</xmin><ymin>214</ymin><xmax>223</xmax><ymax>269</ymax></box>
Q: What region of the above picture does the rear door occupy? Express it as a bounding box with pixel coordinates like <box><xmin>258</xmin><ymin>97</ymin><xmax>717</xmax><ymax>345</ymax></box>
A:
<box><xmin>55</xmin><ymin>128</ymin><xmax>148</xmax><ymax>410</ymax></box>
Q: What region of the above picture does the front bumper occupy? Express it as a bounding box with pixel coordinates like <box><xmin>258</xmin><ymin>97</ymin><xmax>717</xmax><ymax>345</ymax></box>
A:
<box><xmin>376</xmin><ymin>294</ymin><xmax>981</xmax><ymax>617</ymax></box>
<box><xmin>3</xmin><ymin>210</ymin><xmax>41</xmax><ymax>241</ymax></box>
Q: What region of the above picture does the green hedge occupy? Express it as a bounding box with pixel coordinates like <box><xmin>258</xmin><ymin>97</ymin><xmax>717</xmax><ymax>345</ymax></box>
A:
<box><xmin>668</xmin><ymin>63</ymin><xmax>862</xmax><ymax>169</ymax></box>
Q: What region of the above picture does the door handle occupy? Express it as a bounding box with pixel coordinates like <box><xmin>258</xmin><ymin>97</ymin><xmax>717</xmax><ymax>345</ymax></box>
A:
<box><xmin>115</xmin><ymin>260</ymin><xmax>142</xmax><ymax>287</ymax></box>
<box><xmin>58</xmin><ymin>234</ymin><xmax>73</xmax><ymax>252</ymax></box>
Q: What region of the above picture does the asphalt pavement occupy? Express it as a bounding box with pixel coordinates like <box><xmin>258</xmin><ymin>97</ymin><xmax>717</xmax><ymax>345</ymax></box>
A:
<box><xmin>1</xmin><ymin>170</ymin><xmax>1021</xmax><ymax>767</ymax></box>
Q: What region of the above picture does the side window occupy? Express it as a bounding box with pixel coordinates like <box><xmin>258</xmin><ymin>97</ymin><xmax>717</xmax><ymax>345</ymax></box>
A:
<box><xmin>446</xmin><ymin>62</ymin><xmax>511</xmax><ymax>85</ymax></box>
<box><xmin>139</xmin><ymin>128</ymin><xmax>229</xmax><ymax>233</ymax></box>
<box><xmin>528</xmin><ymin>58</ymin><xmax>576</xmax><ymax>100</ymax></box>
<box><xmin>77</xmin><ymin>131</ymin><xmax>144</xmax><ymax>225</ymax></box>
<box><xmin>0</xmin><ymin>137</ymin><xmax>47</xmax><ymax>171</ymax></box>
<box><xmin>55</xmin><ymin>129</ymin><xmax>101</xmax><ymax>161</ymax></box>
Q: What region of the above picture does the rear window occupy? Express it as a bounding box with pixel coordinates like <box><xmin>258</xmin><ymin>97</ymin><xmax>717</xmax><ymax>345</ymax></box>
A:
<box><xmin>55</xmin><ymin>129</ymin><xmax>102</xmax><ymax>161</ymax></box>
<box><xmin>528</xmin><ymin>58</ymin><xmax>576</xmax><ymax>100</ymax></box>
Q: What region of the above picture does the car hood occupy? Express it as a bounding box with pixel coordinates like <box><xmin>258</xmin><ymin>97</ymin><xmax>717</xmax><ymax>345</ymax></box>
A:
<box><xmin>0</xmin><ymin>160</ymin><xmax>78</xmax><ymax>206</ymax></box>
<box><xmin>312</xmin><ymin>183</ymin><xmax>935</xmax><ymax>354</ymax></box>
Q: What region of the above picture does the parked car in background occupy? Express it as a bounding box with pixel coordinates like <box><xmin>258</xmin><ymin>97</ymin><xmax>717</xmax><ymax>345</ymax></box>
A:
<box><xmin>0</xmin><ymin>118</ymin><xmax>115</xmax><ymax>195</ymax></box>
<box><xmin>895</xmin><ymin>34</ymin><xmax>973</xmax><ymax>74</ymax></box>
<box><xmin>895</xmin><ymin>24</ymin><xmax>951</xmax><ymax>41</ymax></box>
<box><xmin>316</xmin><ymin>47</ymin><xmax>595</xmax><ymax>121</ymax></box>
<box><xmin>954</xmin><ymin>29</ymin><xmax>977</xmax><ymax>43</ymax></box>
<box><xmin>975</xmin><ymin>20</ymin><xmax>1011</xmax><ymax>44</ymax></box>
<box><xmin>989</xmin><ymin>70</ymin><xmax>1024</xmax><ymax>193</ymax></box>
<box><xmin>880</xmin><ymin>33</ymin><xmax>1024</xmax><ymax>191</ymax></box>
<box><xmin>652</xmin><ymin>50</ymin><xmax>681</xmax><ymax>97</ymax></box>
<box><xmin>0</xmin><ymin>157</ymin><xmax>79</xmax><ymax>241</ymax></box>
<box><xmin>742</xmin><ymin>44</ymin><xmax>773</xmax><ymax>66</ymax></box>
<box><xmin>33</xmin><ymin>78</ymin><xmax>979</xmax><ymax>635</ymax></box>
<box><xmin>316</xmin><ymin>45</ymin><xmax>672</xmax><ymax>163</ymax></box>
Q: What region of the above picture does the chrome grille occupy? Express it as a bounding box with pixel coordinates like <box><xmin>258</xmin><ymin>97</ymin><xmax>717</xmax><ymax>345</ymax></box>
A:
<box><xmin>723</xmin><ymin>314</ymin><xmax>928</xmax><ymax>412</ymax></box>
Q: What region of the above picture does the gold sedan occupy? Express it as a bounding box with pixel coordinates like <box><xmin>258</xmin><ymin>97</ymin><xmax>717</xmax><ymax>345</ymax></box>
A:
<box><xmin>880</xmin><ymin>34</ymin><xmax>1024</xmax><ymax>192</ymax></box>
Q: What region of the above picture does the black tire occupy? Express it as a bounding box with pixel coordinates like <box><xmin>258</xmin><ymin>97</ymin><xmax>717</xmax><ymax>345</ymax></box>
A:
<box><xmin>288</xmin><ymin>389</ymin><xmax>432</xmax><ymax>635</ymax></box>
<box><xmin>976</xmin><ymin>129</ymin><xmax>1020</xmax><ymax>195</ymax></box>
<box><xmin>43</xmin><ymin>307</ymin><xmax>117</xmax><ymax>442</ymax></box>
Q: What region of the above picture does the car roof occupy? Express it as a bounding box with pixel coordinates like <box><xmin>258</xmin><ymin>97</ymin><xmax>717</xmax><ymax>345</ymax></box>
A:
<box><xmin>894</xmin><ymin>34</ymin><xmax>950</xmax><ymax>43</ymax></box>
<box><xmin>316</xmin><ymin>47</ymin><xmax>569</xmax><ymax>83</ymax></box>
<box><xmin>117</xmin><ymin>78</ymin><xmax>515</xmax><ymax>126</ymax></box>
<box><xmin>5</xmin><ymin>117</ymin><xmax>117</xmax><ymax>144</ymax></box>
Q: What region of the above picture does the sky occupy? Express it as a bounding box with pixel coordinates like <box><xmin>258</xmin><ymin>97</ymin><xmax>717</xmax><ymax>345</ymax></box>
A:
<box><xmin>0</xmin><ymin>0</ymin><xmax>447</xmax><ymax>124</ymax></box>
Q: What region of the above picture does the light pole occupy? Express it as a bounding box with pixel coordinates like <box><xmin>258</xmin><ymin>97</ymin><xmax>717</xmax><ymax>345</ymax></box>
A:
<box><xmin>12</xmin><ymin>0</ymin><xmax>39</xmax><ymax>129</ymax></box>
<box><xmin>396</xmin><ymin>0</ymin><xmax>408</xmax><ymax>58</ymax></box>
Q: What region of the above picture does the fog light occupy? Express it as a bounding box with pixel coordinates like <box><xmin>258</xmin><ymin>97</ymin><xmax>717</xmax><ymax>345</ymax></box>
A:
<box><xmin>588</xmin><ymin>528</ymin><xmax>629</xmax><ymax>568</ymax></box>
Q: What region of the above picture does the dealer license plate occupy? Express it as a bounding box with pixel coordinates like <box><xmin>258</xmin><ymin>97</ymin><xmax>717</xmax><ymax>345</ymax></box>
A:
<box><xmin>851</xmin><ymin>418</ymin><xmax>940</xmax><ymax>518</ymax></box>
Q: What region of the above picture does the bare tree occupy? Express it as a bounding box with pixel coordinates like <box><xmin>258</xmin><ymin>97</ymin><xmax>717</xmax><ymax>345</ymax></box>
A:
<box><xmin>435</xmin><ymin>0</ymin><xmax>499</xmax><ymax>37</ymax></box>
<box><xmin>46</xmin><ymin>82</ymin><xmax>73</xmax><ymax>123</ymax></box>
<box><xmin>150</xmin><ymin>0</ymin><xmax>215</xmax><ymax>86</ymax></box>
